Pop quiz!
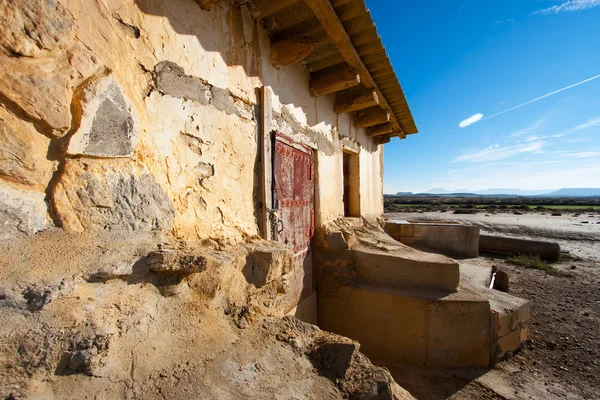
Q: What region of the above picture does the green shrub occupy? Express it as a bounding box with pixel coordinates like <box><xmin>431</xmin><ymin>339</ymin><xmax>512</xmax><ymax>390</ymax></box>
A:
<box><xmin>506</xmin><ymin>255</ymin><xmax>568</xmax><ymax>276</ymax></box>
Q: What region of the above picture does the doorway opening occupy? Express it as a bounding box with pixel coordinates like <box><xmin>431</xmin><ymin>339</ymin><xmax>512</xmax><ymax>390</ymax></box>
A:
<box><xmin>343</xmin><ymin>150</ymin><xmax>360</xmax><ymax>217</ymax></box>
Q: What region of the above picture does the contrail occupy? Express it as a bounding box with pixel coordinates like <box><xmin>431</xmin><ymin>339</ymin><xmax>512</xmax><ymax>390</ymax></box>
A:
<box><xmin>482</xmin><ymin>73</ymin><xmax>600</xmax><ymax>121</ymax></box>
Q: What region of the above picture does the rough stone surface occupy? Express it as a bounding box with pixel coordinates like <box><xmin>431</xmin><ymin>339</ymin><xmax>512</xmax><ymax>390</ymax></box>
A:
<box><xmin>52</xmin><ymin>160</ymin><xmax>175</xmax><ymax>232</ymax></box>
<box><xmin>0</xmin><ymin>40</ymin><xmax>101</xmax><ymax>136</ymax></box>
<box><xmin>0</xmin><ymin>181</ymin><xmax>51</xmax><ymax>241</ymax></box>
<box><xmin>147</xmin><ymin>249</ymin><xmax>207</xmax><ymax>273</ymax></box>
<box><xmin>0</xmin><ymin>106</ymin><xmax>56</xmax><ymax>190</ymax></box>
<box><xmin>85</xmin><ymin>260</ymin><xmax>135</xmax><ymax>282</ymax></box>
<box><xmin>67</xmin><ymin>75</ymin><xmax>140</xmax><ymax>157</ymax></box>
<box><xmin>0</xmin><ymin>0</ymin><xmax>73</xmax><ymax>57</ymax></box>
<box><xmin>154</xmin><ymin>61</ymin><xmax>212</xmax><ymax>105</ymax></box>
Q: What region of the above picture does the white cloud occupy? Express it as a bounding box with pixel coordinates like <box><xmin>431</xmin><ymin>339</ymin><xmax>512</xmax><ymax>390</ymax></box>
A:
<box><xmin>454</xmin><ymin>141</ymin><xmax>546</xmax><ymax>162</ymax></box>
<box><xmin>534</xmin><ymin>0</ymin><xmax>600</xmax><ymax>14</ymax></box>
<box><xmin>565</xmin><ymin>116</ymin><xmax>600</xmax><ymax>133</ymax></box>
<box><xmin>508</xmin><ymin>119</ymin><xmax>545</xmax><ymax>138</ymax></box>
<box><xmin>428</xmin><ymin>160</ymin><xmax>600</xmax><ymax>191</ymax></box>
<box><xmin>459</xmin><ymin>113</ymin><xmax>483</xmax><ymax>128</ymax></box>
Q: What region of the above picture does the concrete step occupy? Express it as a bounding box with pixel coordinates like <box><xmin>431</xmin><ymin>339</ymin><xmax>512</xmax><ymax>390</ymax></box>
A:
<box><xmin>458</xmin><ymin>260</ymin><xmax>531</xmax><ymax>361</ymax></box>
<box><xmin>319</xmin><ymin>283</ymin><xmax>492</xmax><ymax>368</ymax></box>
<box><xmin>352</xmin><ymin>246</ymin><xmax>460</xmax><ymax>292</ymax></box>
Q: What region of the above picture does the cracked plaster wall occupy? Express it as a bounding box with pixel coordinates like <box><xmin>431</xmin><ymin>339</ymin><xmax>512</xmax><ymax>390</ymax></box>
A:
<box><xmin>0</xmin><ymin>0</ymin><xmax>385</xmax><ymax>244</ymax></box>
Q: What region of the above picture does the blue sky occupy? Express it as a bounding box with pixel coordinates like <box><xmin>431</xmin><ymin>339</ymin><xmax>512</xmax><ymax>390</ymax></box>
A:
<box><xmin>366</xmin><ymin>0</ymin><xmax>600</xmax><ymax>193</ymax></box>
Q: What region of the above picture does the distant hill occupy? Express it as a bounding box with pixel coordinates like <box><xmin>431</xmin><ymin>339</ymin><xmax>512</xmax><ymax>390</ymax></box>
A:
<box><xmin>387</xmin><ymin>188</ymin><xmax>600</xmax><ymax>197</ymax></box>
<box><xmin>424</xmin><ymin>188</ymin><xmax>452</xmax><ymax>194</ymax></box>
<box><xmin>546</xmin><ymin>188</ymin><xmax>600</xmax><ymax>197</ymax></box>
<box><xmin>473</xmin><ymin>188</ymin><xmax>553</xmax><ymax>196</ymax></box>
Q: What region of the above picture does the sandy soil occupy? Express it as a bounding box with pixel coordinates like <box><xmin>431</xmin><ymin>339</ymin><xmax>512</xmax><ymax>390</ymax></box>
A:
<box><xmin>384</xmin><ymin>211</ymin><xmax>600</xmax><ymax>400</ymax></box>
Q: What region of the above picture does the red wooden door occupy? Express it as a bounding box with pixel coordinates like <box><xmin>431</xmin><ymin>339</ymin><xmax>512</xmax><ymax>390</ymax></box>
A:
<box><xmin>273</xmin><ymin>133</ymin><xmax>315</xmax><ymax>310</ymax></box>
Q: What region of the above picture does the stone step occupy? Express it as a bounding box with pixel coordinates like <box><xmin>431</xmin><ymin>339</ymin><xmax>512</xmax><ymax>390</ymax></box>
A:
<box><xmin>319</xmin><ymin>283</ymin><xmax>492</xmax><ymax>367</ymax></box>
<box><xmin>458</xmin><ymin>260</ymin><xmax>531</xmax><ymax>361</ymax></box>
<box><xmin>352</xmin><ymin>246</ymin><xmax>460</xmax><ymax>292</ymax></box>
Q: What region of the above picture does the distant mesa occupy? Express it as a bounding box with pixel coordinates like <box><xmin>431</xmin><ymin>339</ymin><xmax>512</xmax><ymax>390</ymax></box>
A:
<box><xmin>546</xmin><ymin>188</ymin><xmax>600</xmax><ymax>197</ymax></box>
<box><xmin>387</xmin><ymin>188</ymin><xmax>600</xmax><ymax>197</ymax></box>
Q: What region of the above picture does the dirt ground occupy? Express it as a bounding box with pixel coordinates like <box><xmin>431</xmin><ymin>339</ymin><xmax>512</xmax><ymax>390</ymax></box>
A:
<box><xmin>384</xmin><ymin>211</ymin><xmax>600</xmax><ymax>400</ymax></box>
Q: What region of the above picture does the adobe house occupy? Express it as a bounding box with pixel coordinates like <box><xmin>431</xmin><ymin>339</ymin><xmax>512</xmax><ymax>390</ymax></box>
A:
<box><xmin>0</xmin><ymin>0</ymin><xmax>529</xmax><ymax>389</ymax></box>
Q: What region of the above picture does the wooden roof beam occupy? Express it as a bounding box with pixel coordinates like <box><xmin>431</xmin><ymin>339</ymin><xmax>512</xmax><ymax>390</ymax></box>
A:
<box><xmin>270</xmin><ymin>36</ymin><xmax>318</xmax><ymax>68</ymax></box>
<box><xmin>303</xmin><ymin>0</ymin><xmax>405</xmax><ymax>136</ymax></box>
<box><xmin>334</xmin><ymin>90</ymin><xmax>378</xmax><ymax>114</ymax></box>
<box><xmin>368</xmin><ymin>123</ymin><xmax>394</xmax><ymax>136</ymax></box>
<box><xmin>355</xmin><ymin>108</ymin><xmax>390</xmax><ymax>129</ymax></box>
<box><xmin>309</xmin><ymin>67</ymin><xmax>360</xmax><ymax>96</ymax></box>
<box><xmin>374</xmin><ymin>135</ymin><xmax>391</xmax><ymax>145</ymax></box>
<box><xmin>253</xmin><ymin>0</ymin><xmax>301</xmax><ymax>20</ymax></box>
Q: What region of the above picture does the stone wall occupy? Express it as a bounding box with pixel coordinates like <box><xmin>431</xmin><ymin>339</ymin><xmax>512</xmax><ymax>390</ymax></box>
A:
<box><xmin>0</xmin><ymin>0</ymin><xmax>386</xmax><ymax>244</ymax></box>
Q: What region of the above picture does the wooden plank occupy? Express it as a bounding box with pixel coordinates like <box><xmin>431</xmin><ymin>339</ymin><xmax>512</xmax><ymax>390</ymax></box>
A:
<box><xmin>356</xmin><ymin>40</ymin><xmax>382</xmax><ymax>56</ymax></box>
<box><xmin>344</xmin><ymin>14</ymin><xmax>374</xmax><ymax>35</ymax></box>
<box><xmin>334</xmin><ymin>90</ymin><xmax>378</xmax><ymax>113</ymax></box>
<box><xmin>260</xmin><ymin>86</ymin><xmax>273</xmax><ymax>240</ymax></box>
<box><xmin>306</xmin><ymin>53</ymin><xmax>345</xmax><ymax>71</ymax></box>
<box><xmin>374</xmin><ymin>135</ymin><xmax>391</xmax><ymax>145</ymax></box>
<box><xmin>350</xmin><ymin>27</ymin><xmax>378</xmax><ymax>46</ymax></box>
<box><xmin>368</xmin><ymin>123</ymin><xmax>394</xmax><ymax>137</ymax></box>
<box><xmin>270</xmin><ymin>36</ymin><xmax>318</xmax><ymax>68</ymax></box>
<box><xmin>336</xmin><ymin>1</ymin><xmax>368</xmax><ymax>22</ymax></box>
<box><xmin>309</xmin><ymin>67</ymin><xmax>360</xmax><ymax>96</ymax></box>
<box><xmin>355</xmin><ymin>108</ymin><xmax>390</xmax><ymax>129</ymax></box>
<box><xmin>302</xmin><ymin>43</ymin><xmax>339</xmax><ymax>64</ymax></box>
<box><xmin>303</xmin><ymin>0</ymin><xmax>405</xmax><ymax>136</ymax></box>
<box><xmin>253</xmin><ymin>0</ymin><xmax>300</xmax><ymax>20</ymax></box>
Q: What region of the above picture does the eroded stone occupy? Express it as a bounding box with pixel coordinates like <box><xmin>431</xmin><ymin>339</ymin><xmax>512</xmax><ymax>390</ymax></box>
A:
<box><xmin>0</xmin><ymin>107</ymin><xmax>56</xmax><ymax>190</ymax></box>
<box><xmin>52</xmin><ymin>160</ymin><xmax>175</xmax><ymax>232</ymax></box>
<box><xmin>0</xmin><ymin>181</ymin><xmax>52</xmax><ymax>241</ymax></box>
<box><xmin>147</xmin><ymin>249</ymin><xmax>207</xmax><ymax>274</ymax></box>
<box><xmin>67</xmin><ymin>75</ymin><xmax>140</xmax><ymax>157</ymax></box>
<box><xmin>0</xmin><ymin>41</ymin><xmax>101</xmax><ymax>136</ymax></box>
<box><xmin>154</xmin><ymin>61</ymin><xmax>212</xmax><ymax>104</ymax></box>
<box><xmin>0</xmin><ymin>0</ymin><xmax>73</xmax><ymax>57</ymax></box>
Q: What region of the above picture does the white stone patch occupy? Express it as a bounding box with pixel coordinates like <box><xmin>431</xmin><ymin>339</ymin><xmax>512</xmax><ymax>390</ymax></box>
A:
<box><xmin>67</xmin><ymin>75</ymin><xmax>140</xmax><ymax>158</ymax></box>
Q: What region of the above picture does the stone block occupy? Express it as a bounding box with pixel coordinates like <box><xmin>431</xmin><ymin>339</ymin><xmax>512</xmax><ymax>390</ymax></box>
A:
<box><xmin>147</xmin><ymin>249</ymin><xmax>207</xmax><ymax>274</ymax></box>
<box><xmin>427</xmin><ymin>299</ymin><xmax>491</xmax><ymax>367</ymax></box>
<box><xmin>325</xmin><ymin>230</ymin><xmax>348</xmax><ymax>250</ymax></box>
<box><xmin>0</xmin><ymin>0</ymin><xmax>74</xmax><ymax>57</ymax></box>
<box><xmin>154</xmin><ymin>61</ymin><xmax>212</xmax><ymax>105</ymax></box>
<box><xmin>497</xmin><ymin>329</ymin><xmax>521</xmax><ymax>359</ymax></box>
<box><xmin>353</xmin><ymin>247</ymin><xmax>459</xmax><ymax>292</ymax></box>
<box><xmin>0</xmin><ymin>0</ymin><xmax>101</xmax><ymax>137</ymax></box>
<box><xmin>51</xmin><ymin>160</ymin><xmax>175</xmax><ymax>232</ymax></box>
<box><xmin>0</xmin><ymin>181</ymin><xmax>51</xmax><ymax>241</ymax></box>
<box><xmin>67</xmin><ymin>75</ymin><xmax>140</xmax><ymax>157</ymax></box>
<box><xmin>319</xmin><ymin>284</ymin><xmax>429</xmax><ymax>365</ymax></box>
<box><xmin>0</xmin><ymin>107</ymin><xmax>56</xmax><ymax>191</ymax></box>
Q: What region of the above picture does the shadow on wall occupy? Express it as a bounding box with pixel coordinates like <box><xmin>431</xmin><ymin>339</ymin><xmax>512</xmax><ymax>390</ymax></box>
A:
<box><xmin>135</xmin><ymin>0</ymin><xmax>262</xmax><ymax>77</ymax></box>
<box><xmin>133</xmin><ymin>0</ymin><xmax>357</xmax><ymax>149</ymax></box>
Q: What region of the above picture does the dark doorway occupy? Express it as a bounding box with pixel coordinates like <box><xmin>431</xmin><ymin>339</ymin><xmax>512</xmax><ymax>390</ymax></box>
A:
<box><xmin>343</xmin><ymin>151</ymin><xmax>360</xmax><ymax>217</ymax></box>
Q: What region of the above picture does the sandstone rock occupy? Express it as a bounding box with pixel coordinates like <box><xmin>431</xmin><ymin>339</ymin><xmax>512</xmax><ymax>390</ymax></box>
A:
<box><xmin>0</xmin><ymin>42</ymin><xmax>101</xmax><ymax>136</ymax></box>
<box><xmin>244</xmin><ymin>243</ymin><xmax>294</xmax><ymax>288</ymax></box>
<box><xmin>0</xmin><ymin>181</ymin><xmax>51</xmax><ymax>241</ymax></box>
<box><xmin>0</xmin><ymin>0</ymin><xmax>73</xmax><ymax>57</ymax></box>
<box><xmin>22</xmin><ymin>285</ymin><xmax>53</xmax><ymax>312</ymax></box>
<box><xmin>147</xmin><ymin>249</ymin><xmax>207</xmax><ymax>274</ymax></box>
<box><xmin>86</xmin><ymin>261</ymin><xmax>135</xmax><ymax>282</ymax></box>
<box><xmin>51</xmin><ymin>160</ymin><xmax>175</xmax><ymax>232</ymax></box>
<box><xmin>67</xmin><ymin>75</ymin><xmax>140</xmax><ymax>157</ymax></box>
<box><xmin>0</xmin><ymin>0</ymin><xmax>101</xmax><ymax>137</ymax></box>
<box><xmin>0</xmin><ymin>107</ymin><xmax>56</xmax><ymax>190</ymax></box>
<box><xmin>154</xmin><ymin>61</ymin><xmax>212</xmax><ymax>105</ymax></box>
